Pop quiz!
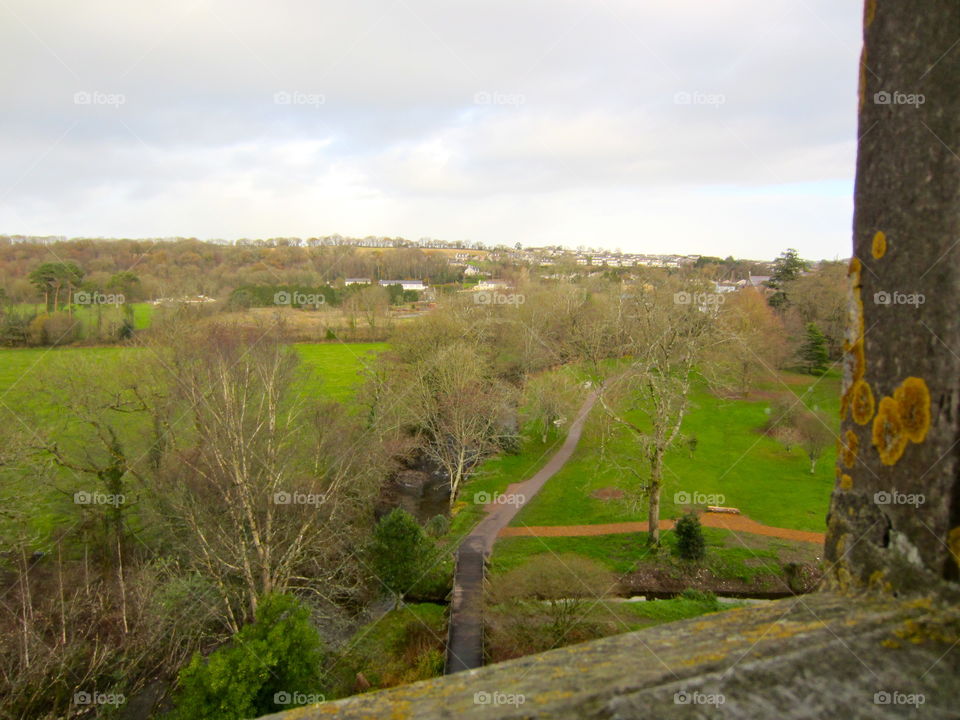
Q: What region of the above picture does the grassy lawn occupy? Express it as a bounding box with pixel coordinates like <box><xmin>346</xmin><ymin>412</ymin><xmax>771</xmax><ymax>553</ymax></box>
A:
<box><xmin>510</xmin><ymin>370</ymin><xmax>840</xmax><ymax>533</ymax></box>
<box><xmin>293</xmin><ymin>341</ymin><xmax>387</xmax><ymax>403</ymax></box>
<box><xmin>0</xmin><ymin>341</ymin><xmax>383</xmax><ymax>406</ymax></box>
<box><xmin>489</xmin><ymin>527</ymin><xmax>800</xmax><ymax>583</ymax></box>
<box><xmin>8</xmin><ymin>302</ymin><xmax>156</xmax><ymax>330</ymax></box>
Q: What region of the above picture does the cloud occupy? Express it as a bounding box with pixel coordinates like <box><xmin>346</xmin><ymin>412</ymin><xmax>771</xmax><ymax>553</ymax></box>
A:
<box><xmin>0</xmin><ymin>0</ymin><xmax>861</xmax><ymax>259</ymax></box>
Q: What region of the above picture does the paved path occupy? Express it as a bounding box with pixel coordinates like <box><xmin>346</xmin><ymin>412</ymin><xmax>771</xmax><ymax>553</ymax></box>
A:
<box><xmin>443</xmin><ymin>389</ymin><xmax>599</xmax><ymax>674</ymax></box>
<box><xmin>498</xmin><ymin>514</ymin><xmax>825</xmax><ymax>544</ymax></box>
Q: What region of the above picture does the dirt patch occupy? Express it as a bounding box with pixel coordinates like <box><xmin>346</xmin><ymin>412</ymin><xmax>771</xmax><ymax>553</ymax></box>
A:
<box><xmin>500</xmin><ymin>514</ymin><xmax>825</xmax><ymax>545</ymax></box>
<box><xmin>591</xmin><ymin>487</ymin><xmax>625</xmax><ymax>501</ymax></box>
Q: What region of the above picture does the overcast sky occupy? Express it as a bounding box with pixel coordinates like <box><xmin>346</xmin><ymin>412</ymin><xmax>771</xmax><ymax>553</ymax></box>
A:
<box><xmin>0</xmin><ymin>0</ymin><xmax>862</xmax><ymax>260</ymax></box>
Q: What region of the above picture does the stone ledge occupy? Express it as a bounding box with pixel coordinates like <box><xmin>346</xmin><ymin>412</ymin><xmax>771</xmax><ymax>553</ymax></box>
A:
<box><xmin>261</xmin><ymin>592</ymin><xmax>960</xmax><ymax>719</ymax></box>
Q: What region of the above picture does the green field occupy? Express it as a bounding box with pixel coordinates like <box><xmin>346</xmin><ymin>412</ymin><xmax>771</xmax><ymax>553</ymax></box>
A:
<box><xmin>9</xmin><ymin>301</ymin><xmax>156</xmax><ymax>330</ymax></box>
<box><xmin>508</xmin><ymin>371</ymin><xmax>840</xmax><ymax>533</ymax></box>
<box><xmin>293</xmin><ymin>342</ymin><xmax>386</xmax><ymax>403</ymax></box>
<box><xmin>0</xmin><ymin>341</ymin><xmax>384</xmax><ymax>407</ymax></box>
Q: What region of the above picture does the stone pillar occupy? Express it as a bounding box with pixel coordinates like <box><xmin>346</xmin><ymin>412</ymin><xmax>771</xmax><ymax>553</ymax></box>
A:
<box><xmin>826</xmin><ymin>1</ymin><xmax>960</xmax><ymax>595</ymax></box>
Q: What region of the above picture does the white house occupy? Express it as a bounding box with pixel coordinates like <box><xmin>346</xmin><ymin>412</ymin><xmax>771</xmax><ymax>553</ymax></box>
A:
<box><xmin>344</xmin><ymin>277</ymin><xmax>371</xmax><ymax>285</ymax></box>
<box><xmin>379</xmin><ymin>280</ymin><xmax>427</xmax><ymax>292</ymax></box>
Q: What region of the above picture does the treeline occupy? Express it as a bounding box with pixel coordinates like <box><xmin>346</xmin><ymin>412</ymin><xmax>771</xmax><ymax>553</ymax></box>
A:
<box><xmin>0</xmin><ymin>237</ymin><xmax>465</xmax><ymax>303</ymax></box>
<box><xmin>228</xmin><ymin>283</ymin><xmax>420</xmax><ymax>310</ymax></box>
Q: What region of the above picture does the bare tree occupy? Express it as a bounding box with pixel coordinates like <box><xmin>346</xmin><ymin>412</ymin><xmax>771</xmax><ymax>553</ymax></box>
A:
<box><xmin>795</xmin><ymin>409</ymin><xmax>833</xmax><ymax>474</ymax></box>
<box><xmin>599</xmin><ymin>283</ymin><xmax>720</xmax><ymax>547</ymax></box>
<box><xmin>153</xmin><ymin>326</ymin><xmax>381</xmax><ymax>628</ymax></box>
<box><xmin>405</xmin><ymin>341</ymin><xmax>517</xmax><ymax>508</ymax></box>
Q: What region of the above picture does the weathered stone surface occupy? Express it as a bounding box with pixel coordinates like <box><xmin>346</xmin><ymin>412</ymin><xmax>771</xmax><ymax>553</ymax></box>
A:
<box><xmin>264</xmin><ymin>592</ymin><xmax>959</xmax><ymax>719</ymax></box>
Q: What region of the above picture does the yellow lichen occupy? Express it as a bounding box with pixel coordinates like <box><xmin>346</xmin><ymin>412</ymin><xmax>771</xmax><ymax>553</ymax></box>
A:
<box><xmin>893</xmin><ymin>377</ymin><xmax>931</xmax><ymax>444</ymax></box>
<box><xmin>872</xmin><ymin>396</ymin><xmax>908</xmax><ymax>465</ymax></box>
<box><xmin>949</xmin><ymin>527</ymin><xmax>960</xmax><ymax>570</ymax></box>
<box><xmin>871</xmin><ymin>230</ymin><xmax>887</xmax><ymax>259</ymax></box>
<box><xmin>865</xmin><ymin>0</ymin><xmax>876</xmax><ymax>27</ymax></box>
<box><xmin>848</xmin><ymin>256</ymin><xmax>861</xmax><ymax>278</ymax></box>
<box><xmin>851</xmin><ymin>379</ymin><xmax>875</xmax><ymax>425</ymax></box>
<box><xmin>851</xmin><ymin>339</ymin><xmax>865</xmax><ymax>381</ymax></box>
<box><xmin>840</xmin><ymin>473</ymin><xmax>853</xmax><ymax>491</ymax></box>
<box><xmin>841</xmin><ymin>429</ymin><xmax>859</xmax><ymax>467</ymax></box>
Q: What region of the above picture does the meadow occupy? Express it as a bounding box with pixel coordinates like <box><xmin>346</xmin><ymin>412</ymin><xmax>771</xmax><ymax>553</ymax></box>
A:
<box><xmin>508</xmin><ymin>371</ymin><xmax>840</xmax><ymax>533</ymax></box>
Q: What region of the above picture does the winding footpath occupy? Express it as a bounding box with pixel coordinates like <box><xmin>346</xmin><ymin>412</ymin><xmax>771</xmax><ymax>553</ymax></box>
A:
<box><xmin>443</xmin><ymin>387</ymin><xmax>825</xmax><ymax>674</ymax></box>
<box><xmin>444</xmin><ymin>389</ymin><xmax>600</xmax><ymax>674</ymax></box>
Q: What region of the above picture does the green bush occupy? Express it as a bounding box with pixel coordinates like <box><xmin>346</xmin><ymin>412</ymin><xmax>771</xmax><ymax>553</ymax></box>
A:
<box><xmin>674</xmin><ymin>512</ymin><xmax>706</xmax><ymax>561</ymax></box>
<box><xmin>423</xmin><ymin>514</ymin><xmax>449</xmax><ymax>539</ymax></box>
<box><xmin>370</xmin><ymin>509</ymin><xmax>431</xmax><ymax>607</ymax></box>
<box><xmin>168</xmin><ymin>593</ymin><xmax>325</xmax><ymax>720</ymax></box>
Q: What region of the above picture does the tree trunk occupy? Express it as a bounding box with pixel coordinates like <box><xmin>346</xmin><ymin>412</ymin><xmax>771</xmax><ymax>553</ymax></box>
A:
<box><xmin>647</xmin><ymin>448</ymin><xmax>664</xmax><ymax>547</ymax></box>
<box><xmin>825</xmin><ymin>0</ymin><xmax>960</xmax><ymax>594</ymax></box>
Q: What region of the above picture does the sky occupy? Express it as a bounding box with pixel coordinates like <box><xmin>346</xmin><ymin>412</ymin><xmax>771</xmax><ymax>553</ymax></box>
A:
<box><xmin>0</xmin><ymin>0</ymin><xmax>862</xmax><ymax>260</ymax></box>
